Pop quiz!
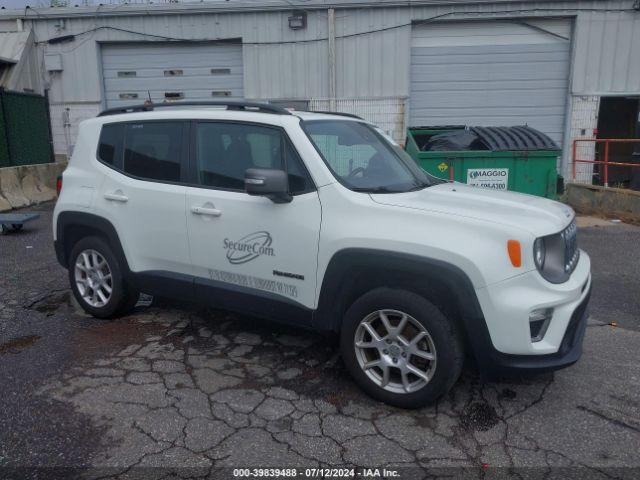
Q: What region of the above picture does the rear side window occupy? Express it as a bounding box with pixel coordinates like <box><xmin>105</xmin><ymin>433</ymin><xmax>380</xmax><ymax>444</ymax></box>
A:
<box><xmin>123</xmin><ymin>122</ymin><xmax>184</xmax><ymax>182</ymax></box>
<box><xmin>97</xmin><ymin>123</ymin><xmax>123</xmax><ymax>167</ymax></box>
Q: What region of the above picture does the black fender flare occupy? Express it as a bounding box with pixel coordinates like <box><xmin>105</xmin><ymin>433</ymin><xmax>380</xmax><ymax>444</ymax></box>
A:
<box><xmin>312</xmin><ymin>248</ymin><xmax>492</xmax><ymax>364</ymax></box>
<box><xmin>55</xmin><ymin>211</ymin><xmax>130</xmax><ymax>276</ymax></box>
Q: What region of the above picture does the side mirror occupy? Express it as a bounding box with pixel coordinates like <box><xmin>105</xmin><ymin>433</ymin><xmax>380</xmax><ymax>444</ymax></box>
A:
<box><xmin>244</xmin><ymin>168</ymin><xmax>292</xmax><ymax>204</ymax></box>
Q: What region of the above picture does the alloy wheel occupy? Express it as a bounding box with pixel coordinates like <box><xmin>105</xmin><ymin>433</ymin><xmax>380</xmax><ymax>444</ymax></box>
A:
<box><xmin>74</xmin><ymin>249</ymin><xmax>113</xmax><ymax>308</ymax></box>
<box><xmin>354</xmin><ymin>309</ymin><xmax>437</xmax><ymax>394</ymax></box>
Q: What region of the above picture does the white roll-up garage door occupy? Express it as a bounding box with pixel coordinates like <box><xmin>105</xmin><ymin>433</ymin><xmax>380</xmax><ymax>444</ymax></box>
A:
<box><xmin>101</xmin><ymin>42</ymin><xmax>244</xmax><ymax>108</ymax></box>
<box><xmin>410</xmin><ymin>20</ymin><xmax>571</xmax><ymax>145</ymax></box>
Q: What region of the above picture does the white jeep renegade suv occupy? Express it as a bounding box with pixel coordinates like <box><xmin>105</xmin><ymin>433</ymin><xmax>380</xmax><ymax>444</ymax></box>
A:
<box><xmin>54</xmin><ymin>101</ymin><xmax>591</xmax><ymax>408</ymax></box>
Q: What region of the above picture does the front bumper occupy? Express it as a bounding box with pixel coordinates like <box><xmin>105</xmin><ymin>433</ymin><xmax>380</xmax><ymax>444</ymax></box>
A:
<box><xmin>475</xmin><ymin>284</ymin><xmax>591</xmax><ymax>375</ymax></box>
<box><xmin>466</xmin><ymin>251</ymin><xmax>592</xmax><ymax>376</ymax></box>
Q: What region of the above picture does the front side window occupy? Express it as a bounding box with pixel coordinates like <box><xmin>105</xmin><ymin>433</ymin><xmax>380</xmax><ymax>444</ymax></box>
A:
<box><xmin>123</xmin><ymin>122</ymin><xmax>184</xmax><ymax>182</ymax></box>
<box><xmin>195</xmin><ymin>122</ymin><xmax>313</xmax><ymax>193</ymax></box>
<box><xmin>304</xmin><ymin>120</ymin><xmax>431</xmax><ymax>193</ymax></box>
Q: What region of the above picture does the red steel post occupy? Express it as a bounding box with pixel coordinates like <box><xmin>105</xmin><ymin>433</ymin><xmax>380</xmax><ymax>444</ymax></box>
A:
<box><xmin>604</xmin><ymin>140</ymin><xmax>610</xmax><ymax>187</ymax></box>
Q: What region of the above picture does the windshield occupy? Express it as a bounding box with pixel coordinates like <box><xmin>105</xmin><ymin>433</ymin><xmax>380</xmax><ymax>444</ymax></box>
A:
<box><xmin>304</xmin><ymin>120</ymin><xmax>433</xmax><ymax>193</ymax></box>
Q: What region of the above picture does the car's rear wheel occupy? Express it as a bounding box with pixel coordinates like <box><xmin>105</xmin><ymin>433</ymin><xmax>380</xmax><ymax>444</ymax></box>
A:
<box><xmin>68</xmin><ymin>236</ymin><xmax>139</xmax><ymax>318</ymax></box>
<box><xmin>340</xmin><ymin>288</ymin><xmax>463</xmax><ymax>408</ymax></box>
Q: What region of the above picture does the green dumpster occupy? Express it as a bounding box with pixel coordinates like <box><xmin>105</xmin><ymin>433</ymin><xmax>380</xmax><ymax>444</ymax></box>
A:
<box><xmin>405</xmin><ymin>125</ymin><xmax>560</xmax><ymax>199</ymax></box>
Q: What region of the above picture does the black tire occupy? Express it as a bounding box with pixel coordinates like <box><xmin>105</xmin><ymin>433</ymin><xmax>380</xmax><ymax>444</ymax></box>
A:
<box><xmin>68</xmin><ymin>236</ymin><xmax>139</xmax><ymax>319</ymax></box>
<box><xmin>11</xmin><ymin>224</ymin><xmax>23</xmax><ymax>231</ymax></box>
<box><xmin>340</xmin><ymin>288</ymin><xmax>464</xmax><ymax>408</ymax></box>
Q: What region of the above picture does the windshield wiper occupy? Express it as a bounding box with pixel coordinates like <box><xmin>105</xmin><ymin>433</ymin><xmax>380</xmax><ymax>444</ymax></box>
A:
<box><xmin>407</xmin><ymin>182</ymin><xmax>431</xmax><ymax>192</ymax></box>
<box><xmin>351</xmin><ymin>186</ymin><xmax>396</xmax><ymax>193</ymax></box>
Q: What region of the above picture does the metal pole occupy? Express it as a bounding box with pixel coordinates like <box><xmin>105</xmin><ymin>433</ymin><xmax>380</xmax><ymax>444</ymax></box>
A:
<box><xmin>572</xmin><ymin>139</ymin><xmax>577</xmax><ymax>182</ymax></box>
<box><xmin>0</xmin><ymin>88</ymin><xmax>14</xmax><ymax>167</ymax></box>
<box><xmin>604</xmin><ymin>140</ymin><xmax>609</xmax><ymax>187</ymax></box>
<box><xmin>327</xmin><ymin>8</ymin><xmax>336</xmax><ymax>112</ymax></box>
<box><xmin>44</xmin><ymin>89</ymin><xmax>56</xmax><ymax>164</ymax></box>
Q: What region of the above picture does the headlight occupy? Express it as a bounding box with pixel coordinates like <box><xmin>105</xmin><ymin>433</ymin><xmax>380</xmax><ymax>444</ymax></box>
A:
<box><xmin>534</xmin><ymin>219</ymin><xmax>579</xmax><ymax>284</ymax></box>
<box><xmin>533</xmin><ymin>238</ymin><xmax>546</xmax><ymax>270</ymax></box>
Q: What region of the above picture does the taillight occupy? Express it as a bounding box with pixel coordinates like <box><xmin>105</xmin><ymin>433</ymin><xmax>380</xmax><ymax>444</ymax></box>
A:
<box><xmin>56</xmin><ymin>176</ymin><xmax>63</xmax><ymax>196</ymax></box>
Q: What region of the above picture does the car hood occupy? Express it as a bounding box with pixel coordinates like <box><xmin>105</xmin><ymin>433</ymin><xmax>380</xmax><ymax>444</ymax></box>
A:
<box><xmin>370</xmin><ymin>183</ymin><xmax>574</xmax><ymax>236</ymax></box>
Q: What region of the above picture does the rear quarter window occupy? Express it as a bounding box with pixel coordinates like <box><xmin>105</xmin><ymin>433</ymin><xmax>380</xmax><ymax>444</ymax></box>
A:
<box><xmin>97</xmin><ymin>121</ymin><xmax>185</xmax><ymax>184</ymax></box>
<box><xmin>123</xmin><ymin>122</ymin><xmax>184</xmax><ymax>183</ymax></box>
<box><xmin>97</xmin><ymin>123</ymin><xmax>124</xmax><ymax>168</ymax></box>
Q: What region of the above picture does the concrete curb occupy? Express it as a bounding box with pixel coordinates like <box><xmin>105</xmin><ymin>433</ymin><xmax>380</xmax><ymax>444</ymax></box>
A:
<box><xmin>565</xmin><ymin>183</ymin><xmax>640</xmax><ymax>222</ymax></box>
<box><xmin>0</xmin><ymin>162</ymin><xmax>67</xmax><ymax>212</ymax></box>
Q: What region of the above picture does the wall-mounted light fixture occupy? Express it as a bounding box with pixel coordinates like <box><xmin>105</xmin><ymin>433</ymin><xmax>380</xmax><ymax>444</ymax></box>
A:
<box><xmin>288</xmin><ymin>11</ymin><xmax>307</xmax><ymax>30</ymax></box>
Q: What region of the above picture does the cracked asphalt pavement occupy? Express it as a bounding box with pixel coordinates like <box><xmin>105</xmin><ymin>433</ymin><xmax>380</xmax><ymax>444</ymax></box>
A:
<box><xmin>1</xmin><ymin>203</ymin><xmax>639</xmax><ymax>479</ymax></box>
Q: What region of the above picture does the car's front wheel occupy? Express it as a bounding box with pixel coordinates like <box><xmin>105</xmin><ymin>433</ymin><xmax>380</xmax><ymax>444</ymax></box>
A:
<box><xmin>68</xmin><ymin>236</ymin><xmax>139</xmax><ymax>318</ymax></box>
<box><xmin>340</xmin><ymin>288</ymin><xmax>464</xmax><ymax>408</ymax></box>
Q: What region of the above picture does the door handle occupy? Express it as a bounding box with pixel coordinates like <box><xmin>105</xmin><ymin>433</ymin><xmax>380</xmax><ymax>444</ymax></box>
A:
<box><xmin>191</xmin><ymin>205</ymin><xmax>222</xmax><ymax>217</ymax></box>
<box><xmin>104</xmin><ymin>192</ymin><xmax>129</xmax><ymax>203</ymax></box>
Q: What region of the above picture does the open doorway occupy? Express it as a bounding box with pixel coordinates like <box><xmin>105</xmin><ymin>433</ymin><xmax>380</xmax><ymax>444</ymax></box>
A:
<box><xmin>595</xmin><ymin>97</ymin><xmax>640</xmax><ymax>189</ymax></box>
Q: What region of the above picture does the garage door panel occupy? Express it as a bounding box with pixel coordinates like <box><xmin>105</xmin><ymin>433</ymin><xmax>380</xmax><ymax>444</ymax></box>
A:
<box><xmin>413</xmin><ymin>41</ymin><xmax>569</xmax><ymax>54</ymax></box>
<box><xmin>104</xmin><ymin>76</ymin><xmax>243</xmax><ymax>90</ymax></box>
<box><xmin>411</xmin><ymin>61</ymin><xmax>569</xmax><ymax>76</ymax></box>
<box><xmin>411</xmin><ymin>54</ymin><xmax>569</xmax><ymax>68</ymax></box>
<box><xmin>102</xmin><ymin>42</ymin><xmax>244</xmax><ymax>107</ymax></box>
<box><xmin>409</xmin><ymin>21</ymin><xmax>571</xmax><ymax>145</ymax></box>
<box><xmin>102</xmin><ymin>69</ymin><xmax>242</xmax><ymax>79</ymax></box>
<box><xmin>412</xmin><ymin>50</ymin><xmax>568</xmax><ymax>74</ymax></box>
<box><xmin>412</xmin><ymin>46</ymin><xmax>569</xmax><ymax>58</ymax></box>
<box><xmin>102</xmin><ymin>56</ymin><xmax>243</xmax><ymax>70</ymax></box>
<box><xmin>411</xmin><ymin>50</ymin><xmax>569</xmax><ymax>66</ymax></box>
<box><xmin>104</xmin><ymin>88</ymin><xmax>242</xmax><ymax>102</ymax></box>
<box><xmin>410</xmin><ymin>79</ymin><xmax>569</xmax><ymax>93</ymax></box>
<box><xmin>411</xmin><ymin>65</ymin><xmax>568</xmax><ymax>83</ymax></box>
<box><xmin>102</xmin><ymin>67</ymin><xmax>243</xmax><ymax>77</ymax></box>
<box><xmin>411</xmin><ymin>91</ymin><xmax>569</xmax><ymax>108</ymax></box>
<box><xmin>410</xmin><ymin>109</ymin><xmax>565</xmax><ymax>128</ymax></box>
<box><xmin>411</xmin><ymin>106</ymin><xmax>566</xmax><ymax>118</ymax></box>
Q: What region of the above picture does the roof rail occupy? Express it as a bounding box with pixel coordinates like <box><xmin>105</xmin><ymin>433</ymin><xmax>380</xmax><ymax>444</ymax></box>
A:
<box><xmin>98</xmin><ymin>100</ymin><xmax>292</xmax><ymax>117</ymax></box>
<box><xmin>308</xmin><ymin>110</ymin><xmax>364</xmax><ymax>120</ymax></box>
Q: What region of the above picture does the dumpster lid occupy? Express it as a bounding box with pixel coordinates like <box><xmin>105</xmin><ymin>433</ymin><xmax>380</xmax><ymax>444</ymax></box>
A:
<box><xmin>470</xmin><ymin>126</ymin><xmax>559</xmax><ymax>151</ymax></box>
<box><xmin>410</xmin><ymin>125</ymin><xmax>466</xmax><ymax>131</ymax></box>
<box><xmin>422</xmin><ymin>130</ymin><xmax>487</xmax><ymax>151</ymax></box>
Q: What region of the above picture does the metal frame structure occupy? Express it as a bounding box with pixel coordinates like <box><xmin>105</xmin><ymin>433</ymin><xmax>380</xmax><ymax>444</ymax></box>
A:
<box><xmin>572</xmin><ymin>138</ymin><xmax>640</xmax><ymax>187</ymax></box>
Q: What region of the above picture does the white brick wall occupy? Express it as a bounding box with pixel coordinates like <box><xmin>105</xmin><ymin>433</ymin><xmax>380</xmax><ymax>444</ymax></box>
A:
<box><xmin>309</xmin><ymin>97</ymin><xmax>407</xmax><ymax>144</ymax></box>
<box><xmin>49</xmin><ymin>99</ymin><xmax>408</xmax><ymax>160</ymax></box>
<box><xmin>567</xmin><ymin>95</ymin><xmax>599</xmax><ymax>184</ymax></box>
<box><xmin>49</xmin><ymin>103</ymin><xmax>101</xmax><ymax>159</ymax></box>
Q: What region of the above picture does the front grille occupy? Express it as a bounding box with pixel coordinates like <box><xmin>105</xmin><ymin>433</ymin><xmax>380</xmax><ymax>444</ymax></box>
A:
<box><xmin>561</xmin><ymin>218</ymin><xmax>579</xmax><ymax>275</ymax></box>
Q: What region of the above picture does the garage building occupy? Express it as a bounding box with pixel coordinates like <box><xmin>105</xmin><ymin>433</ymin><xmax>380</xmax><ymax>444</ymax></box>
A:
<box><xmin>0</xmin><ymin>0</ymin><xmax>639</xmax><ymax>184</ymax></box>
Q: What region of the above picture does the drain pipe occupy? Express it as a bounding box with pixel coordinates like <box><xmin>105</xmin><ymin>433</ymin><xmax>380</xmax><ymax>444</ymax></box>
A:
<box><xmin>62</xmin><ymin>107</ymin><xmax>71</xmax><ymax>159</ymax></box>
<box><xmin>327</xmin><ymin>8</ymin><xmax>336</xmax><ymax>112</ymax></box>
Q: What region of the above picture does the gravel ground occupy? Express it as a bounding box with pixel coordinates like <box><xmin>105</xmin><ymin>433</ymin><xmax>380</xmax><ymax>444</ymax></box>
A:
<box><xmin>0</xmin><ymin>202</ymin><xmax>638</xmax><ymax>479</ymax></box>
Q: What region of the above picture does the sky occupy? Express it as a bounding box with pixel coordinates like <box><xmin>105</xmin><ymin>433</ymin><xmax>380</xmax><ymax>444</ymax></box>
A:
<box><xmin>0</xmin><ymin>0</ymin><xmax>162</xmax><ymax>9</ymax></box>
<box><xmin>2</xmin><ymin>0</ymin><xmax>39</xmax><ymax>7</ymax></box>
<box><xmin>2</xmin><ymin>0</ymin><xmax>72</xmax><ymax>8</ymax></box>
<box><xmin>1</xmin><ymin>0</ymin><xmax>280</xmax><ymax>9</ymax></box>
<box><xmin>2</xmin><ymin>0</ymin><xmax>62</xmax><ymax>7</ymax></box>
